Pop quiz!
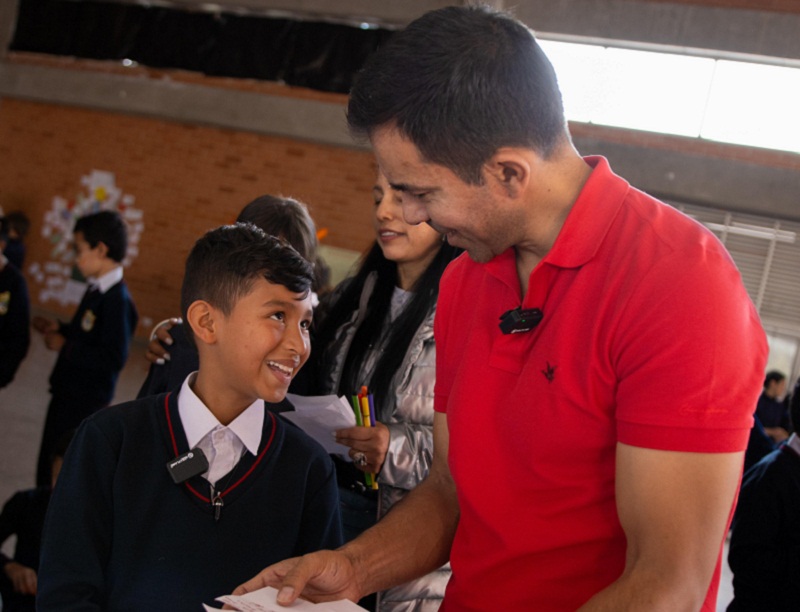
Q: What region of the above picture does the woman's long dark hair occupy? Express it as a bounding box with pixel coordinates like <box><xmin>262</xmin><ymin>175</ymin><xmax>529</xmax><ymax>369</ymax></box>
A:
<box><xmin>313</xmin><ymin>240</ymin><xmax>462</xmax><ymax>418</ymax></box>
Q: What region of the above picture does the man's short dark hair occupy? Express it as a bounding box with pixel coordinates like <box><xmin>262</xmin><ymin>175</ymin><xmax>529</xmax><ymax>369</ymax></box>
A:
<box><xmin>764</xmin><ymin>370</ymin><xmax>786</xmax><ymax>388</ymax></box>
<box><xmin>73</xmin><ymin>210</ymin><xmax>128</xmax><ymax>263</ymax></box>
<box><xmin>180</xmin><ymin>223</ymin><xmax>314</xmax><ymax>342</ymax></box>
<box><xmin>347</xmin><ymin>4</ymin><xmax>566</xmax><ymax>184</ymax></box>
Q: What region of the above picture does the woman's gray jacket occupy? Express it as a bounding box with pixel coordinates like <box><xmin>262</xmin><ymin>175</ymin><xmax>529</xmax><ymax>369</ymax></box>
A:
<box><xmin>315</xmin><ymin>272</ymin><xmax>450</xmax><ymax>612</ymax></box>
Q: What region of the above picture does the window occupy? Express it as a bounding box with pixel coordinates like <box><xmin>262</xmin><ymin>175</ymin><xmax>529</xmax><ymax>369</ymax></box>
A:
<box><xmin>539</xmin><ymin>39</ymin><xmax>800</xmax><ymax>155</ymax></box>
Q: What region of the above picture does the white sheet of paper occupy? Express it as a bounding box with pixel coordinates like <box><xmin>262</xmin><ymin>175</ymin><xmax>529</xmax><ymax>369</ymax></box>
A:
<box><xmin>203</xmin><ymin>585</ymin><xmax>367</xmax><ymax>611</ymax></box>
<box><xmin>281</xmin><ymin>394</ymin><xmax>357</xmax><ymax>460</ymax></box>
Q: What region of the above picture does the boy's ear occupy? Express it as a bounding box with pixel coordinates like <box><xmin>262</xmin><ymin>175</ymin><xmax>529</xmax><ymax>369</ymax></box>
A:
<box><xmin>186</xmin><ymin>300</ymin><xmax>218</xmax><ymax>345</ymax></box>
<box><xmin>95</xmin><ymin>240</ymin><xmax>109</xmax><ymax>259</ymax></box>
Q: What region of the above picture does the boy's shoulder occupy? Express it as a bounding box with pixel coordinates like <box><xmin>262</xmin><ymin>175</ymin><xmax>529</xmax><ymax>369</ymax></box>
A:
<box><xmin>274</xmin><ymin>412</ymin><xmax>336</xmax><ymax>468</ymax></box>
<box><xmin>100</xmin><ymin>278</ymin><xmax>135</xmax><ymax>302</ymax></box>
<box><xmin>83</xmin><ymin>393</ymin><xmax>167</xmax><ymax>439</ymax></box>
<box><xmin>0</xmin><ymin>260</ymin><xmax>27</xmax><ymax>285</ymax></box>
<box><xmin>2</xmin><ymin>486</ymin><xmax>50</xmax><ymax>513</ymax></box>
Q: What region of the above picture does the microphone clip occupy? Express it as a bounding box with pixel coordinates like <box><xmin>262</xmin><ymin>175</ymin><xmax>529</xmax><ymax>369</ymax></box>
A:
<box><xmin>499</xmin><ymin>307</ymin><xmax>543</xmax><ymax>335</ymax></box>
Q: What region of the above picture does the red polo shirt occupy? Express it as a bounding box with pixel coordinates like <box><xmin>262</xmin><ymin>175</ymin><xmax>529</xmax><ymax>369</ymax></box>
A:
<box><xmin>434</xmin><ymin>156</ymin><xmax>767</xmax><ymax>611</ymax></box>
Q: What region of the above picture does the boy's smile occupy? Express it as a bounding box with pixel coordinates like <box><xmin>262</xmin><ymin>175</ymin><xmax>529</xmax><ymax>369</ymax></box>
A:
<box><xmin>193</xmin><ymin>277</ymin><xmax>312</xmax><ymax>423</ymax></box>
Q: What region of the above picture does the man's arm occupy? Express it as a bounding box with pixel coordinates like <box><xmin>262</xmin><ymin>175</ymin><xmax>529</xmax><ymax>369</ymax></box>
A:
<box><xmin>578</xmin><ymin>443</ymin><xmax>743</xmax><ymax>612</ymax></box>
<box><xmin>234</xmin><ymin>411</ymin><xmax>458</xmax><ymax>605</ymax></box>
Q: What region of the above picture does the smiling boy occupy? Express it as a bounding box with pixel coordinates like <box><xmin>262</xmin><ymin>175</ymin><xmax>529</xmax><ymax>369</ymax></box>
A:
<box><xmin>37</xmin><ymin>223</ymin><xmax>342</xmax><ymax>611</ymax></box>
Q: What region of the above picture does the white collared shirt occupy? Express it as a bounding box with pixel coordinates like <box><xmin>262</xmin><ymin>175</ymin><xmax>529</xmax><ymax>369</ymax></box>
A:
<box><xmin>90</xmin><ymin>265</ymin><xmax>124</xmax><ymax>294</ymax></box>
<box><xmin>177</xmin><ymin>373</ymin><xmax>264</xmax><ymax>487</ymax></box>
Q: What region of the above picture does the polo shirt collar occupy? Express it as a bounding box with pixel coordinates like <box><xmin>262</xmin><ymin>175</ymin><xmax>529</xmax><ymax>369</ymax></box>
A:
<box><xmin>484</xmin><ymin>156</ymin><xmax>629</xmax><ymax>289</ymax></box>
<box><xmin>177</xmin><ymin>373</ymin><xmax>264</xmax><ymax>455</ymax></box>
<box><xmin>91</xmin><ymin>265</ymin><xmax>123</xmax><ymax>294</ymax></box>
<box><xmin>545</xmin><ymin>156</ymin><xmax>629</xmax><ymax>269</ymax></box>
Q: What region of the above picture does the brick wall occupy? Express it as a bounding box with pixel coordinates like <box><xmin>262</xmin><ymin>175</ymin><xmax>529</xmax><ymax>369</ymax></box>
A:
<box><xmin>0</xmin><ymin>97</ymin><xmax>376</xmax><ymax>335</ymax></box>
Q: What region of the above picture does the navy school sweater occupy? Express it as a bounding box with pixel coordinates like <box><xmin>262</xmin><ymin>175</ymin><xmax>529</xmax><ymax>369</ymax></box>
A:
<box><xmin>37</xmin><ymin>391</ymin><xmax>343</xmax><ymax>611</ymax></box>
<box><xmin>49</xmin><ymin>280</ymin><xmax>138</xmax><ymax>404</ymax></box>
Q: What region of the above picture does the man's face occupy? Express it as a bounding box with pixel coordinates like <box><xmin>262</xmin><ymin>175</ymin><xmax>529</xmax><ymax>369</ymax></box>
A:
<box><xmin>213</xmin><ymin>277</ymin><xmax>312</xmax><ymax>406</ymax></box>
<box><xmin>370</xmin><ymin>124</ymin><xmax>518</xmax><ymax>264</ymax></box>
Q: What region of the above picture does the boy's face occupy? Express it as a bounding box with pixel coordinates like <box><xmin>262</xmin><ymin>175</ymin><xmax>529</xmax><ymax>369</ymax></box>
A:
<box><xmin>73</xmin><ymin>231</ymin><xmax>106</xmax><ymax>279</ymax></box>
<box><xmin>213</xmin><ymin>277</ymin><xmax>312</xmax><ymax>405</ymax></box>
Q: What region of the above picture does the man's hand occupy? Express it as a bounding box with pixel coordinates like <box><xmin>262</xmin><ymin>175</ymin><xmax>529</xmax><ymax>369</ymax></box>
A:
<box><xmin>4</xmin><ymin>561</ymin><xmax>37</xmax><ymax>595</ymax></box>
<box><xmin>336</xmin><ymin>423</ymin><xmax>390</xmax><ymax>473</ymax></box>
<box><xmin>233</xmin><ymin>550</ymin><xmax>364</xmax><ymax>607</ymax></box>
<box><xmin>145</xmin><ymin>317</ymin><xmax>181</xmax><ymax>365</ymax></box>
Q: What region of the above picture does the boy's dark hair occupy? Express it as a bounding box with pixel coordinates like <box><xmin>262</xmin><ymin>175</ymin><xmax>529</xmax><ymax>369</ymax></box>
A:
<box><xmin>236</xmin><ymin>195</ymin><xmax>318</xmax><ymax>264</ymax></box>
<box><xmin>73</xmin><ymin>210</ymin><xmax>128</xmax><ymax>263</ymax></box>
<box><xmin>347</xmin><ymin>5</ymin><xmax>566</xmax><ymax>184</ymax></box>
<box><xmin>764</xmin><ymin>370</ymin><xmax>786</xmax><ymax>388</ymax></box>
<box><xmin>180</xmin><ymin>223</ymin><xmax>314</xmax><ymax>344</ymax></box>
<box><xmin>5</xmin><ymin>210</ymin><xmax>30</xmax><ymax>238</ymax></box>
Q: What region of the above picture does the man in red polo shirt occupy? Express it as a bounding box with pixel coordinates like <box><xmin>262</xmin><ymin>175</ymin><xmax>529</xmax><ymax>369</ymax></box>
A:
<box><xmin>236</xmin><ymin>6</ymin><xmax>768</xmax><ymax>611</ymax></box>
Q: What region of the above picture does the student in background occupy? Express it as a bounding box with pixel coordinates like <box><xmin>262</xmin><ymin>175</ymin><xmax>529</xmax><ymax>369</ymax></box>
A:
<box><xmin>756</xmin><ymin>370</ymin><xmax>791</xmax><ymax>443</ymax></box>
<box><xmin>303</xmin><ymin>170</ymin><xmax>461</xmax><ymax>611</ymax></box>
<box><xmin>1</xmin><ymin>211</ymin><xmax>30</xmax><ymax>271</ymax></box>
<box><xmin>728</xmin><ymin>385</ymin><xmax>800</xmax><ymax>611</ymax></box>
<box><xmin>0</xmin><ymin>430</ymin><xmax>73</xmax><ymax>612</ymax></box>
<box><xmin>137</xmin><ymin>195</ymin><xmax>319</xmax><ymax>399</ymax></box>
<box><xmin>32</xmin><ymin>210</ymin><xmax>138</xmax><ymax>486</ymax></box>
<box><xmin>0</xmin><ymin>216</ymin><xmax>30</xmax><ymax>390</ymax></box>
<box><xmin>36</xmin><ymin>224</ymin><xmax>342</xmax><ymax>611</ymax></box>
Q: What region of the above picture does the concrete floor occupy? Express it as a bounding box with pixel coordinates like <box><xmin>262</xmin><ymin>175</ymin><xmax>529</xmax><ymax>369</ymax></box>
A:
<box><xmin>0</xmin><ymin>320</ymin><xmax>736</xmax><ymax>609</ymax></box>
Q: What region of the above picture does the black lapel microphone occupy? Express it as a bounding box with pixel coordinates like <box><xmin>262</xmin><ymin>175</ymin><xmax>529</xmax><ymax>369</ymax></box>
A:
<box><xmin>166</xmin><ymin>448</ymin><xmax>209</xmax><ymax>484</ymax></box>
<box><xmin>499</xmin><ymin>307</ymin><xmax>543</xmax><ymax>335</ymax></box>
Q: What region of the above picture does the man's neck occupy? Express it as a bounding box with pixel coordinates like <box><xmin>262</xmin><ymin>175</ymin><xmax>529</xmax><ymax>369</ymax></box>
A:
<box><xmin>515</xmin><ymin>152</ymin><xmax>593</xmax><ymax>295</ymax></box>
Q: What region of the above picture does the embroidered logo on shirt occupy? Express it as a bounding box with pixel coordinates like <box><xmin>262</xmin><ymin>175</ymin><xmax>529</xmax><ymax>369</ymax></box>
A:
<box><xmin>542</xmin><ymin>362</ymin><xmax>557</xmax><ymax>383</ymax></box>
<box><xmin>0</xmin><ymin>291</ymin><xmax>9</xmax><ymax>315</ymax></box>
<box><xmin>81</xmin><ymin>309</ymin><xmax>96</xmax><ymax>332</ymax></box>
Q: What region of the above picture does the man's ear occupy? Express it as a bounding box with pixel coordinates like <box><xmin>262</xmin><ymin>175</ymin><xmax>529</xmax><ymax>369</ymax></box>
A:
<box><xmin>483</xmin><ymin>148</ymin><xmax>533</xmax><ymax>199</ymax></box>
<box><xmin>186</xmin><ymin>300</ymin><xmax>218</xmax><ymax>346</ymax></box>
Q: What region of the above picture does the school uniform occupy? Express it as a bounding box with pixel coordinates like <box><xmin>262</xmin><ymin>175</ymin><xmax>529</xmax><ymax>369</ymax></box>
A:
<box><xmin>0</xmin><ymin>486</ymin><xmax>50</xmax><ymax>612</ymax></box>
<box><xmin>35</xmin><ymin>266</ymin><xmax>138</xmax><ymax>486</ymax></box>
<box><xmin>0</xmin><ymin>255</ymin><xmax>30</xmax><ymax>389</ymax></box>
<box><xmin>37</xmin><ymin>376</ymin><xmax>342</xmax><ymax>611</ymax></box>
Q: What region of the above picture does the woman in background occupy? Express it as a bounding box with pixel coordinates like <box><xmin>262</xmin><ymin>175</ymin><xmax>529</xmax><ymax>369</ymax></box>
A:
<box><xmin>306</xmin><ymin>170</ymin><xmax>461</xmax><ymax>612</ymax></box>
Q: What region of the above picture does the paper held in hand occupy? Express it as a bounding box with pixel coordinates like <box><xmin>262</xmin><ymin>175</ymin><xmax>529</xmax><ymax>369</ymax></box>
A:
<box><xmin>280</xmin><ymin>394</ymin><xmax>357</xmax><ymax>461</ymax></box>
<box><xmin>203</xmin><ymin>585</ymin><xmax>367</xmax><ymax>611</ymax></box>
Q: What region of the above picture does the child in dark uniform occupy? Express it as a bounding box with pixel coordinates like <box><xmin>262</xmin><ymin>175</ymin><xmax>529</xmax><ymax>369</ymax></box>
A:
<box><xmin>37</xmin><ymin>223</ymin><xmax>342</xmax><ymax>611</ymax></box>
<box><xmin>0</xmin><ymin>430</ymin><xmax>73</xmax><ymax>612</ymax></box>
<box><xmin>0</xmin><ymin>216</ymin><xmax>31</xmax><ymax>389</ymax></box>
<box><xmin>32</xmin><ymin>210</ymin><xmax>139</xmax><ymax>486</ymax></box>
